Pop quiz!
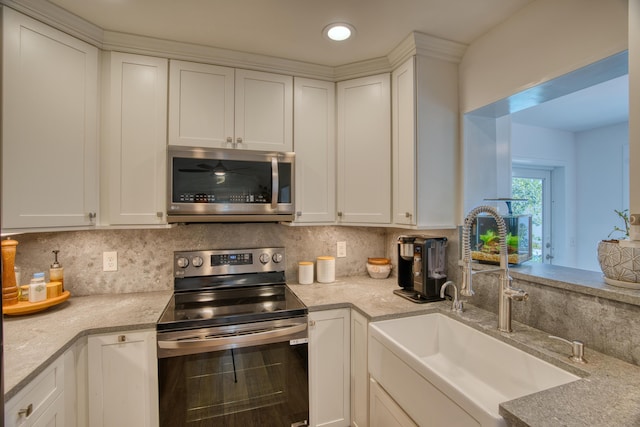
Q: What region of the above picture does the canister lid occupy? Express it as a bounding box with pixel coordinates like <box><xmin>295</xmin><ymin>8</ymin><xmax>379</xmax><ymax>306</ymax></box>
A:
<box><xmin>317</xmin><ymin>256</ymin><xmax>335</xmax><ymax>261</ymax></box>
<box><xmin>298</xmin><ymin>261</ymin><xmax>313</xmax><ymax>265</ymax></box>
<box><xmin>368</xmin><ymin>257</ymin><xmax>390</xmax><ymax>265</ymax></box>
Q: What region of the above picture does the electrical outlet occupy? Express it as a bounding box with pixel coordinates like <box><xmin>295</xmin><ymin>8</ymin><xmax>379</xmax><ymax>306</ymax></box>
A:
<box><xmin>103</xmin><ymin>251</ymin><xmax>118</xmax><ymax>272</ymax></box>
<box><xmin>337</xmin><ymin>241</ymin><xmax>347</xmax><ymax>258</ymax></box>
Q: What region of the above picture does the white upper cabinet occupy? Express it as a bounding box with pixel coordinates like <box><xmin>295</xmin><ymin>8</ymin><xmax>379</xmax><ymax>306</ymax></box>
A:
<box><xmin>392</xmin><ymin>55</ymin><xmax>457</xmax><ymax>229</ymax></box>
<box><xmin>101</xmin><ymin>52</ymin><xmax>168</xmax><ymax>226</ymax></box>
<box><xmin>168</xmin><ymin>60</ymin><xmax>234</xmax><ymax>148</ymax></box>
<box><xmin>336</xmin><ymin>74</ymin><xmax>391</xmax><ymax>225</ymax></box>
<box><xmin>2</xmin><ymin>8</ymin><xmax>99</xmax><ymax>230</ymax></box>
<box><xmin>169</xmin><ymin>61</ymin><xmax>293</xmax><ymax>151</ymax></box>
<box><xmin>293</xmin><ymin>77</ymin><xmax>336</xmax><ymax>223</ymax></box>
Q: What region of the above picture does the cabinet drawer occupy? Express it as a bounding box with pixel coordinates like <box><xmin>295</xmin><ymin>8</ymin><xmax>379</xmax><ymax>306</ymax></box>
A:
<box><xmin>5</xmin><ymin>356</ymin><xmax>64</xmax><ymax>427</ymax></box>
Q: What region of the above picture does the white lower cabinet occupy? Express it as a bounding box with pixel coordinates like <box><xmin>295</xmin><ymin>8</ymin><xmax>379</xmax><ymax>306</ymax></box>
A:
<box><xmin>309</xmin><ymin>309</ymin><xmax>351</xmax><ymax>427</ymax></box>
<box><xmin>351</xmin><ymin>309</ymin><xmax>369</xmax><ymax>427</ymax></box>
<box><xmin>88</xmin><ymin>329</ymin><xmax>159</xmax><ymax>427</ymax></box>
<box><xmin>369</xmin><ymin>378</ymin><xmax>417</xmax><ymax>427</ymax></box>
<box><xmin>5</xmin><ymin>351</ymin><xmax>68</xmax><ymax>427</ymax></box>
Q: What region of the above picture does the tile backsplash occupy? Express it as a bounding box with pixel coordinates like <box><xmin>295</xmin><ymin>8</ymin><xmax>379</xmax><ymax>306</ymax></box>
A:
<box><xmin>9</xmin><ymin>224</ymin><xmax>460</xmax><ymax>296</ymax></box>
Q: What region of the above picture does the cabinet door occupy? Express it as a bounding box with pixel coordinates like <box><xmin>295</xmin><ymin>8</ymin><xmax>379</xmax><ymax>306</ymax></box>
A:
<box><xmin>294</xmin><ymin>78</ymin><xmax>336</xmax><ymax>223</ymax></box>
<box><xmin>31</xmin><ymin>393</ymin><xmax>65</xmax><ymax>427</ymax></box>
<box><xmin>351</xmin><ymin>310</ymin><xmax>369</xmax><ymax>427</ymax></box>
<box><xmin>309</xmin><ymin>309</ymin><xmax>351</xmax><ymax>427</ymax></box>
<box><xmin>369</xmin><ymin>379</ymin><xmax>417</xmax><ymax>427</ymax></box>
<box><xmin>336</xmin><ymin>74</ymin><xmax>391</xmax><ymax>224</ymax></box>
<box><xmin>392</xmin><ymin>57</ymin><xmax>417</xmax><ymax>226</ymax></box>
<box><xmin>235</xmin><ymin>69</ymin><xmax>293</xmax><ymax>151</ymax></box>
<box><xmin>101</xmin><ymin>52</ymin><xmax>168</xmax><ymax>225</ymax></box>
<box><xmin>5</xmin><ymin>352</ymin><xmax>65</xmax><ymax>427</ymax></box>
<box><xmin>2</xmin><ymin>8</ymin><xmax>98</xmax><ymax>229</ymax></box>
<box><xmin>88</xmin><ymin>329</ymin><xmax>159</xmax><ymax>427</ymax></box>
<box><xmin>168</xmin><ymin>60</ymin><xmax>235</xmax><ymax>148</ymax></box>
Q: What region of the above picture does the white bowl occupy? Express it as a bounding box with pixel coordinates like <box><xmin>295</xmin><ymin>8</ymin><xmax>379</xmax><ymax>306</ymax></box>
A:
<box><xmin>366</xmin><ymin>262</ymin><xmax>392</xmax><ymax>279</ymax></box>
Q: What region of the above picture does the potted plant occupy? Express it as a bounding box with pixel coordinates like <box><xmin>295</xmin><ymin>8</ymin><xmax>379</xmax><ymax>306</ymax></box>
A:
<box><xmin>597</xmin><ymin>209</ymin><xmax>640</xmax><ymax>288</ymax></box>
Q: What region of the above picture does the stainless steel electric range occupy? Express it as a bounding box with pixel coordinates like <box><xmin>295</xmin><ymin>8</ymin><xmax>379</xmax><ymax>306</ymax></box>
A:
<box><xmin>157</xmin><ymin>247</ymin><xmax>309</xmax><ymax>427</ymax></box>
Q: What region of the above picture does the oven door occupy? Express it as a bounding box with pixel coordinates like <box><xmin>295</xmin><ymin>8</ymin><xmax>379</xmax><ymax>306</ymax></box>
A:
<box><xmin>157</xmin><ymin>317</ymin><xmax>308</xmax><ymax>427</ymax></box>
<box><xmin>167</xmin><ymin>146</ymin><xmax>295</xmax><ymax>223</ymax></box>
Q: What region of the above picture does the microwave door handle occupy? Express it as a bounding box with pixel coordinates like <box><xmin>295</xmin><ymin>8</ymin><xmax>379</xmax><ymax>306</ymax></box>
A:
<box><xmin>271</xmin><ymin>156</ymin><xmax>279</xmax><ymax>210</ymax></box>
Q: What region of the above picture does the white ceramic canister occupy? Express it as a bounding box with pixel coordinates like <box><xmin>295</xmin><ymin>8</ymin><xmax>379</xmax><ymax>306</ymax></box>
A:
<box><xmin>316</xmin><ymin>256</ymin><xmax>335</xmax><ymax>283</ymax></box>
<box><xmin>298</xmin><ymin>261</ymin><xmax>314</xmax><ymax>285</ymax></box>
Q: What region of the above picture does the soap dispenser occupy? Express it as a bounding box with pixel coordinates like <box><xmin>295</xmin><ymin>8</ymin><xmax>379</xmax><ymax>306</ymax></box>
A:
<box><xmin>50</xmin><ymin>249</ymin><xmax>64</xmax><ymax>292</ymax></box>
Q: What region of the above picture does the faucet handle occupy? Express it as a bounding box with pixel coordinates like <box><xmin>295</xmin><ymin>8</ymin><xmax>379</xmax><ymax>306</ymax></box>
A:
<box><xmin>549</xmin><ymin>335</ymin><xmax>587</xmax><ymax>363</ymax></box>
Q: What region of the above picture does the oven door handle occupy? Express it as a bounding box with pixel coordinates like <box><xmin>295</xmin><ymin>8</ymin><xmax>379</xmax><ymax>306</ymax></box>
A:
<box><xmin>158</xmin><ymin>322</ymin><xmax>307</xmax><ymax>352</ymax></box>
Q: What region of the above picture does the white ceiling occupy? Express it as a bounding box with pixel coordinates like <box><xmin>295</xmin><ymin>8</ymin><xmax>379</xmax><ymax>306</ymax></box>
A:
<box><xmin>47</xmin><ymin>0</ymin><xmax>534</xmax><ymax>67</ymax></box>
<box><xmin>45</xmin><ymin>0</ymin><xmax>628</xmax><ymax>132</ymax></box>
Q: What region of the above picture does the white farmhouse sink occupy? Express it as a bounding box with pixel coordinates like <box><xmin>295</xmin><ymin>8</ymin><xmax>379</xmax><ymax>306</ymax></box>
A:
<box><xmin>368</xmin><ymin>313</ymin><xmax>580</xmax><ymax>427</ymax></box>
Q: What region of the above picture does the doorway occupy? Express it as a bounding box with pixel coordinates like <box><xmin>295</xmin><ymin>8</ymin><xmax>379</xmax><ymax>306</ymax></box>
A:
<box><xmin>512</xmin><ymin>168</ymin><xmax>552</xmax><ymax>264</ymax></box>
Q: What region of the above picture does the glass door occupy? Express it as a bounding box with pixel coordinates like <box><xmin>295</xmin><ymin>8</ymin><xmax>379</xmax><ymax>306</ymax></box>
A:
<box><xmin>512</xmin><ymin>168</ymin><xmax>552</xmax><ymax>263</ymax></box>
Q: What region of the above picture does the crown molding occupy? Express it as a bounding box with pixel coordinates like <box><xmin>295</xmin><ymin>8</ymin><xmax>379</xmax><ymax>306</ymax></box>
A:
<box><xmin>2</xmin><ymin>1</ymin><xmax>466</xmax><ymax>81</ymax></box>
<box><xmin>102</xmin><ymin>31</ymin><xmax>336</xmax><ymax>81</ymax></box>
<box><xmin>0</xmin><ymin>0</ymin><xmax>103</xmax><ymax>47</ymax></box>
<box><xmin>388</xmin><ymin>32</ymin><xmax>467</xmax><ymax>69</ymax></box>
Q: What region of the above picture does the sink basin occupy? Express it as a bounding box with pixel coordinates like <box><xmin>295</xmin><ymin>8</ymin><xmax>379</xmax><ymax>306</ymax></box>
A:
<box><xmin>368</xmin><ymin>313</ymin><xmax>580</xmax><ymax>427</ymax></box>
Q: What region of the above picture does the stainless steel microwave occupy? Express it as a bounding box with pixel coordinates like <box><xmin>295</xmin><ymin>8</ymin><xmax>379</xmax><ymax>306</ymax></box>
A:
<box><xmin>167</xmin><ymin>146</ymin><xmax>295</xmax><ymax>223</ymax></box>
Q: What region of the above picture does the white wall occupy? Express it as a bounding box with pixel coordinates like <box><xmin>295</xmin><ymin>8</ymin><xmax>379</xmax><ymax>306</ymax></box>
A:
<box><xmin>575</xmin><ymin>122</ymin><xmax>629</xmax><ymax>270</ymax></box>
<box><xmin>460</xmin><ymin>0</ymin><xmax>628</xmax><ymax>113</ymax></box>
<box><xmin>511</xmin><ymin>123</ymin><xmax>577</xmax><ymax>268</ymax></box>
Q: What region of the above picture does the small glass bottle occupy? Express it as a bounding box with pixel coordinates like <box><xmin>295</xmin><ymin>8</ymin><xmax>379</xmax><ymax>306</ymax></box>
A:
<box><xmin>29</xmin><ymin>272</ymin><xmax>47</xmax><ymax>303</ymax></box>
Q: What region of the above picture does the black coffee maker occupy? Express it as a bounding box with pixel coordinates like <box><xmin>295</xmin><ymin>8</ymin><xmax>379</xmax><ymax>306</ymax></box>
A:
<box><xmin>394</xmin><ymin>236</ymin><xmax>448</xmax><ymax>303</ymax></box>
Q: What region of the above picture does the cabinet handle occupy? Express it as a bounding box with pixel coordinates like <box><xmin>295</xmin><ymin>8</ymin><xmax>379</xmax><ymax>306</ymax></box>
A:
<box><xmin>309</xmin><ymin>320</ymin><xmax>316</xmax><ymax>327</ymax></box>
<box><xmin>405</xmin><ymin>212</ymin><xmax>412</xmax><ymax>218</ymax></box>
<box><xmin>156</xmin><ymin>212</ymin><xmax>163</xmax><ymax>218</ymax></box>
<box><xmin>18</xmin><ymin>403</ymin><xmax>33</xmax><ymax>418</ymax></box>
<box><xmin>337</xmin><ymin>211</ymin><xmax>343</xmax><ymax>217</ymax></box>
<box><xmin>296</xmin><ymin>211</ymin><xmax>302</xmax><ymax>217</ymax></box>
<box><xmin>88</xmin><ymin>212</ymin><xmax>96</xmax><ymax>220</ymax></box>
<box><xmin>118</xmin><ymin>335</ymin><xmax>126</xmax><ymax>342</ymax></box>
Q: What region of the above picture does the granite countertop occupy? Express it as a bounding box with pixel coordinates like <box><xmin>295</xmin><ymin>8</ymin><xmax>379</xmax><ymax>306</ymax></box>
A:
<box><xmin>2</xmin><ymin>290</ymin><xmax>173</xmax><ymax>400</ymax></box>
<box><xmin>4</xmin><ymin>278</ymin><xmax>640</xmax><ymax>426</ymax></box>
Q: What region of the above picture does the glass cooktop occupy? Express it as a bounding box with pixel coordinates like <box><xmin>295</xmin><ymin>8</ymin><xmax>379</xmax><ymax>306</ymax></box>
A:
<box><xmin>157</xmin><ymin>284</ymin><xmax>307</xmax><ymax>332</ymax></box>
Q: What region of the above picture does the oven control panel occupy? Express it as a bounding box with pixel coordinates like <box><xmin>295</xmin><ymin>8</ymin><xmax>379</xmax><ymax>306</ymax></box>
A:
<box><xmin>174</xmin><ymin>247</ymin><xmax>285</xmax><ymax>278</ymax></box>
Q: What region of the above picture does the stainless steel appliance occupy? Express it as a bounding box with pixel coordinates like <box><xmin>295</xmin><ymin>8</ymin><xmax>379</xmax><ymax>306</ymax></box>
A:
<box><xmin>157</xmin><ymin>247</ymin><xmax>309</xmax><ymax>427</ymax></box>
<box><xmin>394</xmin><ymin>236</ymin><xmax>448</xmax><ymax>303</ymax></box>
<box><xmin>167</xmin><ymin>146</ymin><xmax>295</xmax><ymax>223</ymax></box>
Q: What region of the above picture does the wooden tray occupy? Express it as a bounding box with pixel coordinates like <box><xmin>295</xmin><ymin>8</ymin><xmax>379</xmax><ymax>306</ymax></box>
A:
<box><xmin>3</xmin><ymin>291</ymin><xmax>71</xmax><ymax>316</ymax></box>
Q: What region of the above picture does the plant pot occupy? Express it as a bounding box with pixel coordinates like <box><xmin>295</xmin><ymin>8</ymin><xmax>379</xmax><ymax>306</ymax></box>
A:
<box><xmin>597</xmin><ymin>239</ymin><xmax>640</xmax><ymax>289</ymax></box>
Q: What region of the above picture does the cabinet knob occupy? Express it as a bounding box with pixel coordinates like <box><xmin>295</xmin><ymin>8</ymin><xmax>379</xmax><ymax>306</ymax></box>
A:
<box><xmin>296</xmin><ymin>211</ymin><xmax>302</xmax><ymax>217</ymax></box>
<box><xmin>309</xmin><ymin>320</ymin><xmax>316</xmax><ymax>327</ymax></box>
<box><xmin>156</xmin><ymin>212</ymin><xmax>163</xmax><ymax>218</ymax></box>
<box><xmin>18</xmin><ymin>403</ymin><xmax>33</xmax><ymax>418</ymax></box>
<box><xmin>337</xmin><ymin>211</ymin><xmax>343</xmax><ymax>217</ymax></box>
<box><xmin>226</xmin><ymin>137</ymin><xmax>233</xmax><ymax>143</ymax></box>
<box><xmin>88</xmin><ymin>212</ymin><xmax>96</xmax><ymax>220</ymax></box>
<box><xmin>118</xmin><ymin>335</ymin><xmax>126</xmax><ymax>342</ymax></box>
<box><xmin>236</xmin><ymin>137</ymin><xmax>243</xmax><ymax>144</ymax></box>
<box><xmin>405</xmin><ymin>212</ymin><xmax>412</xmax><ymax>218</ymax></box>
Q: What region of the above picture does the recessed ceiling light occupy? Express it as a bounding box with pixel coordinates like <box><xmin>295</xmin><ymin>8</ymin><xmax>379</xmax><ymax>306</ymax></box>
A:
<box><xmin>323</xmin><ymin>23</ymin><xmax>355</xmax><ymax>42</ymax></box>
